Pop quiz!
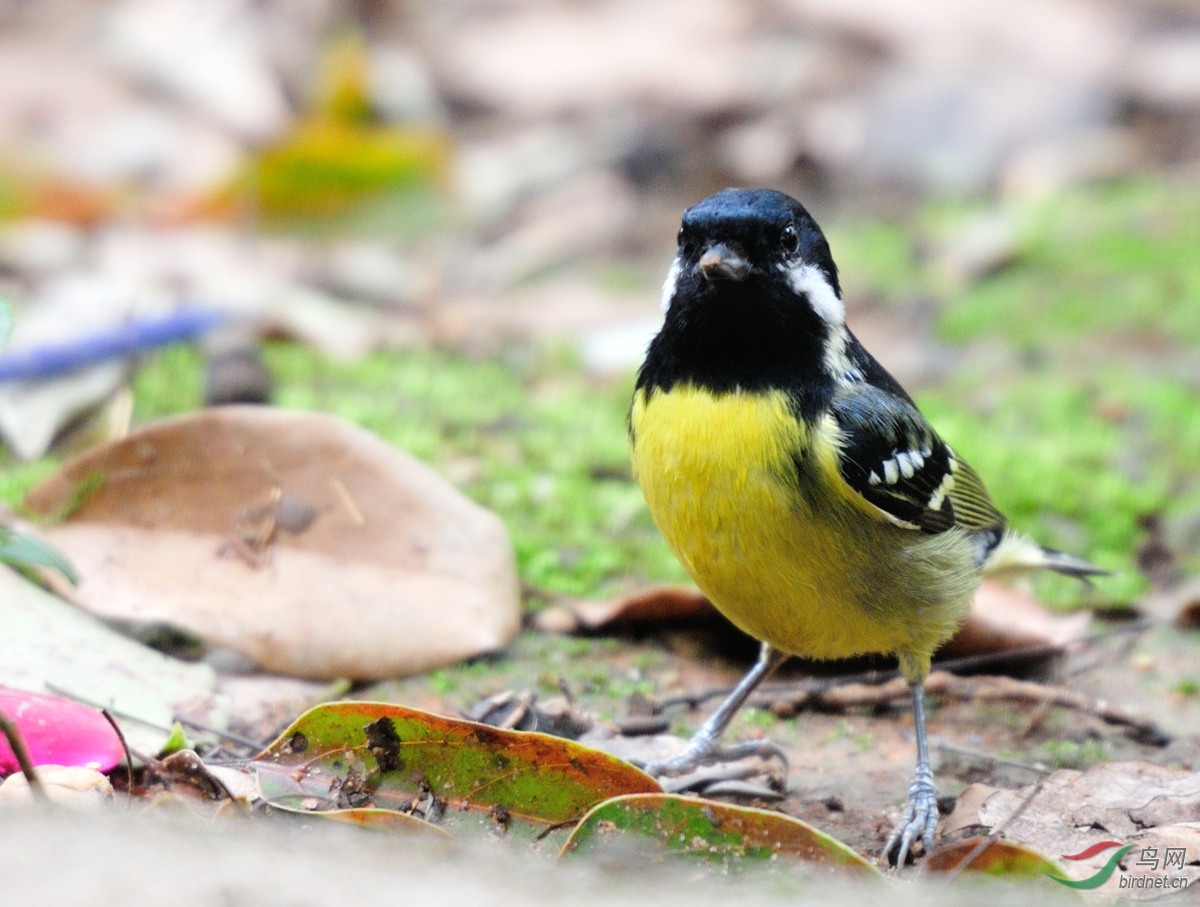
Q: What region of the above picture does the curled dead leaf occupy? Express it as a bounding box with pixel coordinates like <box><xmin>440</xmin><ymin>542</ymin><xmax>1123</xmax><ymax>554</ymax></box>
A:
<box><xmin>532</xmin><ymin>585</ymin><xmax>717</xmax><ymax>635</ymax></box>
<box><xmin>939</xmin><ymin>783</ymin><xmax>1002</xmax><ymax>840</ymax></box>
<box><xmin>24</xmin><ymin>408</ymin><xmax>521</xmax><ymax>680</ymax></box>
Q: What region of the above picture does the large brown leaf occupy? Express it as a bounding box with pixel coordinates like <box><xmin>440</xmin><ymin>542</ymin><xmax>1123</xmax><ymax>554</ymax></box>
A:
<box><xmin>24</xmin><ymin>408</ymin><xmax>520</xmax><ymax>680</ymax></box>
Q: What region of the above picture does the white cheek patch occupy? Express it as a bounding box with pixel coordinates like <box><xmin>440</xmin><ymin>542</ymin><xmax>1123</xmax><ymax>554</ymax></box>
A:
<box><xmin>780</xmin><ymin>262</ymin><xmax>844</xmax><ymax>325</ymax></box>
<box><xmin>660</xmin><ymin>256</ymin><xmax>681</xmax><ymax>312</ymax></box>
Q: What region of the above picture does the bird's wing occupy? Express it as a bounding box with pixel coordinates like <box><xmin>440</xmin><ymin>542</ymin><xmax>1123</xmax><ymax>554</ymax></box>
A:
<box><xmin>828</xmin><ymin>382</ymin><xmax>1004</xmax><ymax>535</ymax></box>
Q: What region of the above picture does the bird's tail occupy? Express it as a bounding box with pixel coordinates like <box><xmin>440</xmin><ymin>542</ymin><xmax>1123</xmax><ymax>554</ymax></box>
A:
<box><xmin>982</xmin><ymin>532</ymin><xmax>1109</xmax><ymax>582</ymax></box>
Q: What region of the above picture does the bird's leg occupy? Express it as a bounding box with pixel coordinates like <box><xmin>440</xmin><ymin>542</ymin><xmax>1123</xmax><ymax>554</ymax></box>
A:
<box><xmin>885</xmin><ymin>681</ymin><xmax>939</xmax><ymax>866</ymax></box>
<box><xmin>639</xmin><ymin>643</ymin><xmax>791</xmax><ymax>781</ymax></box>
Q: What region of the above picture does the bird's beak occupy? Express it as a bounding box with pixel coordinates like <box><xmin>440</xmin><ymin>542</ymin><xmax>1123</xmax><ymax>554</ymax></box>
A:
<box><xmin>698</xmin><ymin>243</ymin><xmax>750</xmax><ymax>282</ymax></box>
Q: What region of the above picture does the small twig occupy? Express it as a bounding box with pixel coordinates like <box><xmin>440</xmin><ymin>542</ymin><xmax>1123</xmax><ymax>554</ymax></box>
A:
<box><xmin>1019</xmin><ymin>696</ymin><xmax>1054</xmax><ymax>738</ymax></box>
<box><xmin>1062</xmin><ymin>620</ymin><xmax>1145</xmax><ymax>679</ymax></box>
<box><xmin>651</xmin><ymin>624</ymin><xmax>1165</xmax><ymax>749</ymax></box>
<box><xmin>932</xmin><ymin>776</ymin><xmax>1049</xmax><ymax>893</ymax></box>
<box><xmin>42</xmin><ymin>682</ymin><xmax>264</xmax><ymax>753</ymax></box>
<box><xmin>0</xmin><ymin>708</ymin><xmax>49</xmax><ymax>803</ymax></box>
<box><xmin>924</xmin><ymin>672</ymin><xmax>1170</xmax><ymax>745</ymax></box>
<box><xmin>755</xmin><ymin>621</ymin><xmax>1150</xmax><ymax>711</ymax></box>
<box><xmin>765</xmin><ymin>671</ymin><xmax>1170</xmax><ymax>745</ymax></box>
<box><xmin>102</xmin><ymin>709</ymin><xmax>135</xmax><ymax>799</ymax></box>
<box><xmin>42</xmin><ymin>683</ymin><xmax>173</xmax><ymax>732</ymax></box>
<box><xmin>330</xmin><ymin>478</ymin><xmax>365</xmax><ymax>526</ymax></box>
<box><xmin>935</xmin><ymin>741</ymin><xmax>1048</xmax><ymax>777</ymax></box>
<box><xmin>657</xmin><ymin>668</ymin><xmax>891</xmax><ymax>714</ymax></box>
<box><xmin>172</xmin><ymin>715</ymin><xmax>264</xmax><ymax>753</ymax></box>
<box><xmin>791</xmin><ymin>675</ymin><xmax>908</xmax><ymax>710</ymax></box>
<box><xmin>532</xmin><ymin>817</ymin><xmax>579</xmax><ymax>842</ymax></box>
<box><xmin>924</xmin><ymin>619</ymin><xmax>1148</xmax><ymax>675</ymax></box>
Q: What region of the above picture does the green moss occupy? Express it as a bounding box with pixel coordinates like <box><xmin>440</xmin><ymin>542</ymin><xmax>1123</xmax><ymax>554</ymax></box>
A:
<box><xmin>0</xmin><ymin>458</ymin><xmax>60</xmax><ymax>508</ymax></box>
<box><xmin>935</xmin><ymin>180</ymin><xmax>1200</xmax><ymax>350</ymax></box>
<box><xmin>740</xmin><ymin>707</ymin><xmax>776</xmax><ymax>729</ymax></box>
<box><xmin>852</xmin><ymin>731</ymin><xmax>876</xmax><ymax>754</ymax></box>
<box><xmin>826</xmin><ymin>220</ymin><xmax>922</xmax><ymax>297</ymax></box>
<box><xmin>1173</xmin><ymin>678</ymin><xmax>1199</xmax><ymax>697</ymax></box>
<box><xmin>131</xmin><ymin>343</ymin><xmax>205</xmax><ymax>421</ymax></box>
<box><xmin>427</xmin><ymin>669</ymin><xmax>459</xmax><ymax>696</ymax></box>
<box><xmin>1035</xmin><ymin>738</ymin><xmax>1111</xmax><ymax>771</ymax></box>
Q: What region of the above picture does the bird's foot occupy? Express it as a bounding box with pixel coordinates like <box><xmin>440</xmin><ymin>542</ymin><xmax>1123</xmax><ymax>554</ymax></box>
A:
<box><xmin>636</xmin><ymin>733</ymin><xmax>790</xmax><ymax>792</ymax></box>
<box><xmin>884</xmin><ymin>762</ymin><xmax>938</xmax><ymax>868</ymax></box>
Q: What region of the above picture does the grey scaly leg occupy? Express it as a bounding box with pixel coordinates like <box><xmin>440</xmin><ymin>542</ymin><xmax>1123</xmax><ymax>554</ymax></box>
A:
<box><xmin>885</xmin><ymin>681</ymin><xmax>939</xmax><ymax>866</ymax></box>
<box><xmin>640</xmin><ymin>643</ymin><xmax>791</xmax><ymax>779</ymax></box>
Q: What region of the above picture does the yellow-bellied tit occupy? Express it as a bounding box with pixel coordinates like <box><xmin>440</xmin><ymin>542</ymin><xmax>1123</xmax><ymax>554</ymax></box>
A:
<box><xmin>628</xmin><ymin>188</ymin><xmax>1105</xmax><ymax>865</ymax></box>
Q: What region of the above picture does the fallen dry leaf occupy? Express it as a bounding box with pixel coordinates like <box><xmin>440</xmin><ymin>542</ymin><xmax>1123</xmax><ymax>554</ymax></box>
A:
<box><xmin>0</xmin><ymin>362</ymin><xmax>129</xmax><ymax>461</ymax></box>
<box><xmin>977</xmin><ymin>761</ymin><xmax>1200</xmax><ymax>843</ymax></box>
<box><xmin>962</xmin><ymin>761</ymin><xmax>1200</xmax><ymax>895</ymax></box>
<box><xmin>533</xmin><ymin>585</ymin><xmax>717</xmax><ymax>634</ymax></box>
<box><xmin>939</xmin><ymin>782</ymin><xmax>1000</xmax><ymax>839</ymax></box>
<box><xmin>24</xmin><ymin>408</ymin><xmax>520</xmax><ymax>680</ymax></box>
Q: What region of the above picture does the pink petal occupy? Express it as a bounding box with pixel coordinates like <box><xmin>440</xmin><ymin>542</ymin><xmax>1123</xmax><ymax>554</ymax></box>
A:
<box><xmin>0</xmin><ymin>687</ymin><xmax>124</xmax><ymax>774</ymax></box>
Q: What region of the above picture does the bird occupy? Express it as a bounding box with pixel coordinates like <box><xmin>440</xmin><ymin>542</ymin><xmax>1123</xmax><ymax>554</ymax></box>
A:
<box><xmin>628</xmin><ymin>187</ymin><xmax>1105</xmax><ymax>865</ymax></box>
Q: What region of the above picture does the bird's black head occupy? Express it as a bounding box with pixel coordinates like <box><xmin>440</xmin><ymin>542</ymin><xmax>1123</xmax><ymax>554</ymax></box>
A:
<box><xmin>639</xmin><ymin>188</ymin><xmax>845</xmax><ymax>397</ymax></box>
<box><xmin>671</xmin><ymin>188</ymin><xmax>840</xmax><ymax>307</ymax></box>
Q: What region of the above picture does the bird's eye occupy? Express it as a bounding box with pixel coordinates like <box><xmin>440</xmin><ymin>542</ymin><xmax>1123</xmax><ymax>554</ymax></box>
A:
<box><xmin>676</xmin><ymin>227</ymin><xmax>685</xmax><ymax>247</ymax></box>
<box><xmin>780</xmin><ymin>224</ymin><xmax>799</xmax><ymax>254</ymax></box>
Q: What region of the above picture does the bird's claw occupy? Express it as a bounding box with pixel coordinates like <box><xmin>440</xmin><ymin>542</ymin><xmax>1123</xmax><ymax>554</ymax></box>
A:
<box><xmin>637</xmin><ymin>737</ymin><xmax>790</xmax><ymax>790</ymax></box>
<box><xmin>884</xmin><ymin>763</ymin><xmax>938</xmax><ymax>868</ymax></box>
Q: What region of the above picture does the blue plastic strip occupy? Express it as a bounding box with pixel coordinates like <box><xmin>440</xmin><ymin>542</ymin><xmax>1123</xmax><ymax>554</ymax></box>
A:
<box><xmin>0</xmin><ymin>308</ymin><xmax>228</xmax><ymax>382</ymax></box>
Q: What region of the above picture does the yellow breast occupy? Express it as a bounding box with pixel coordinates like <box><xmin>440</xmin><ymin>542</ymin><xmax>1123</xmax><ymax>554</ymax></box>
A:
<box><xmin>629</xmin><ymin>384</ymin><xmax>971</xmax><ymax>663</ymax></box>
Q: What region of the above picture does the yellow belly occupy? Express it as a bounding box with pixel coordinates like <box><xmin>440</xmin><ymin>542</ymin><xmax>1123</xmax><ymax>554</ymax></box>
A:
<box><xmin>629</xmin><ymin>384</ymin><xmax>975</xmax><ymax>665</ymax></box>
